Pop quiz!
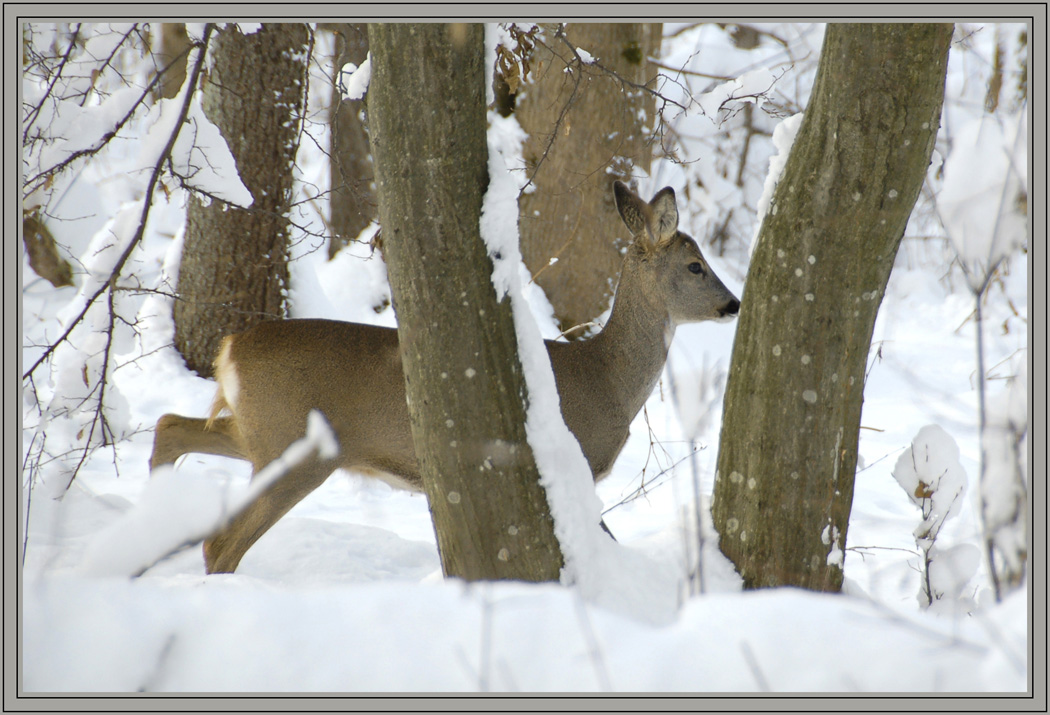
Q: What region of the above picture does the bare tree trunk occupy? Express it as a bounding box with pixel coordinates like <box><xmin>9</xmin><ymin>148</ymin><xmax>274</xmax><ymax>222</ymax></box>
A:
<box><xmin>515</xmin><ymin>23</ymin><xmax>662</xmax><ymax>336</ymax></box>
<box><xmin>173</xmin><ymin>24</ymin><xmax>308</xmax><ymax>376</ymax></box>
<box><xmin>711</xmin><ymin>23</ymin><xmax>954</xmax><ymax>591</ymax></box>
<box><xmin>367</xmin><ymin>22</ymin><xmax>563</xmax><ymax>582</ymax></box>
<box><xmin>153</xmin><ymin>23</ymin><xmax>189</xmax><ymax>100</ymax></box>
<box><xmin>323</xmin><ymin>23</ymin><xmax>375</xmax><ymax>257</ymax></box>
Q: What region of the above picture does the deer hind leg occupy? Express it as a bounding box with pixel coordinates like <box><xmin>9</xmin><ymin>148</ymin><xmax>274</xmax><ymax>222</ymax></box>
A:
<box><xmin>149</xmin><ymin>414</ymin><xmax>246</xmax><ymax>472</ymax></box>
<box><xmin>203</xmin><ymin>456</ymin><xmax>337</xmax><ymax>574</ymax></box>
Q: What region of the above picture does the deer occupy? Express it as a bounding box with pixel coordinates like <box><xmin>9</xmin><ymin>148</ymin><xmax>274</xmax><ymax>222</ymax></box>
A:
<box><xmin>150</xmin><ymin>181</ymin><xmax>740</xmax><ymax>574</ymax></box>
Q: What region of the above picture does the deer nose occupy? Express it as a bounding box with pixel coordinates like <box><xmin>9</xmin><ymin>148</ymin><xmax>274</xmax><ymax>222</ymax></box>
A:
<box><xmin>721</xmin><ymin>298</ymin><xmax>741</xmax><ymax>317</ymax></box>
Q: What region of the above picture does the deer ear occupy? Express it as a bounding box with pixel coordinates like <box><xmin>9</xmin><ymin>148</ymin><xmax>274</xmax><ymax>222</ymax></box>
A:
<box><xmin>613</xmin><ymin>181</ymin><xmax>652</xmax><ymax>241</ymax></box>
<box><xmin>648</xmin><ymin>187</ymin><xmax>679</xmax><ymax>245</ymax></box>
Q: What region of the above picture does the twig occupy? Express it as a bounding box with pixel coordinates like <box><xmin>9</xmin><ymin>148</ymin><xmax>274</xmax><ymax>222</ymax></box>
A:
<box><xmin>517</xmin><ymin>25</ymin><xmax>585</xmax><ymax>197</ymax></box>
<box><xmin>478</xmin><ymin>583</ymin><xmax>493</xmax><ymax>692</ymax></box>
<box><xmin>974</xmin><ymin>294</ymin><xmax>1004</xmax><ymax>603</ymax></box>
<box><xmin>554</xmin><ymin>321</ymin><xmax>599</xmax><ymax>341</ymax></box>
<box><xmin>21</xmin><ymin>432</ymin><xmax>43</xmax><ymax>567</ymax></box>
<box><xmin>22</xmin><ymin>23</ymin><xmax>82</xmax><ymax>146</ymax></box>
<box><xmin>24</xmin><ymin>38</ymin><xmax>198</xmax><ymax>198</ymax></box>
<box><xmin>76</xmin><ymin>24</ymin><xmax>140</xmax><ymax>107</ymax></box>
<box><xmin>649</xmin><ymin>58</ymin><xmax>733</xmax><ymax>82</ymax></box>
<box><xmin>740</xmin><ymin>641</ymin><xmax>771</xmax><ymax>692</ymax></box>
<box><xmin>61</xmin><ymin>284</ymin><xmax>122</xmax><ymax>491</ymax></box>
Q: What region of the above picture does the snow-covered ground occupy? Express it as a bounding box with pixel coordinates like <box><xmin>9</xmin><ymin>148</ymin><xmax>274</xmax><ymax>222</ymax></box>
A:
<box><xmin>19</xmin><ymin>22</ymin><xmax>1030</xmax><ymax>697</ymax></box>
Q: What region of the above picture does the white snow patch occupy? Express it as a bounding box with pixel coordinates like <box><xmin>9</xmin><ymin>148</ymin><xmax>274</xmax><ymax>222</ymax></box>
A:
<box><xmin>751</xmin><ymin>112</ymin><xmax>805</xmax><ymax>255</ymax></box>
<box><xmin>138</xmin><ymin>46</ymin><xmax>253</xmax><ymax>208</ymax></box>
<box><xmin>937</xmin><ymin>111</ymin><xmax>1027</xmax><ymax>289</ymax></box>
<box><xmin>691</xmin><ymin>67</ymin><xmax>778</xmax><ymax>119</ymax></box>
<box><xmin>341</xmin><ymin>54</ymin><xmax>372</xmax><ymax>101</ymax></box>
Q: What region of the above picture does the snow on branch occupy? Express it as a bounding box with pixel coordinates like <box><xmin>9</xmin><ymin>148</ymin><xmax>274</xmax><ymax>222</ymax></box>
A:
<box><xmin>23</xmin><ymin>26</ymin><xmax>196</xmax><ymax>205</ymax></box>
<box><xmin>936</xmin><ymin>110</ymin><xmax>1028</xmax><ymax>293</ymax></box>
<box><xmin>23</xmin><ymin>27</ymin><xmax>217</xmax><ymax>382</ymax></box>
<box><xmin>22</xmin><ymin>25</ymin><xmax>219</xmax><ymax>498</ymax></box>
<box><xmin>892</xmin><ymin>425</ymin><xmax>979</xmax><ymax>611</ymax></box>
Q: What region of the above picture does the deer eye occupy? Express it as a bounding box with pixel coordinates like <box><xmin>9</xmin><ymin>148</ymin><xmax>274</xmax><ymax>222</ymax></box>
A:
<box><xmin>688</xmin><ymin>262</ymin><xmax>705</xmax><ymax>276</ymax></box>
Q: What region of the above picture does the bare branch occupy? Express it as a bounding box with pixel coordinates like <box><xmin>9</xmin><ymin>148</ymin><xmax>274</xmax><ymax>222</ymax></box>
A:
<box><xmin>22</xmin><ymin>23</ymin><xmax>82</xmax><ymax>146</ymax></box>
<box><xmin>516</xmin><ymin>25</ymin><xmax>585</xmax><ymax>197</ymax></box>
<box><xmin>22</xmin><ymin>25</ymin><xmax>215</xmax><ymax>382</ymax></box>
<box><xmin>23</xmin><ymin>38</ymin><xmax>198</xmax><ymax>198</ymax></box>
<box><xmin>76</xmin><ymin>23</ymin><xmax>140</xmax><ymax>107</ymax></box>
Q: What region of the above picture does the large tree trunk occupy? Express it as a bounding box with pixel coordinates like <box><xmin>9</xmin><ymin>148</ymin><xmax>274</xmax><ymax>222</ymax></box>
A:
<box><xmin>173</xmin><ymin>24</ymin><xmax>308</xmax><ymax>376</ymax></box>
<box><xmin>711</xmin><ymin>23</ymin><xmax>954</xmax><ymax>591</ymax></box>
<box><xmin>367</xmin><ymin>22</ymin><xmax>564</xmax><ymax>582</ymax></box>
<box><xmin>515</xmin><ymin>23</ymin><xmax>662</xmax><ymax>336</ymax></box>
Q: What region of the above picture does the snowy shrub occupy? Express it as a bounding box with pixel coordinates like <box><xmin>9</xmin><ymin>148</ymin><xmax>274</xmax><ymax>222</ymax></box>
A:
<box><xmin>980</xmin><ymin>355</ymin><xmax>1029</xmax><ymax>593</ymax></box>
<box><xmin>892</xmin><ymin>425</ymin><xmax>978</xmax><ymax>611</ymax></box>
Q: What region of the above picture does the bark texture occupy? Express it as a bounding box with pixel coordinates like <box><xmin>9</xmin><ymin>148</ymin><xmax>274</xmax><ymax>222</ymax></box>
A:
<box><xmin>173</xmin><ymin>24</ymin><xmax>308</xmax><ymax>376</ymax></box>
<box><xmin>367</xmin><ymin>23</ymin><xmax>564</xmax><ymax>582</ymax></box>
<box><xmin>515</xmin><ymin>23</ymin><xmax>662</xmax><ymax>336</ymax></box>
<box><xmin>323</xmin><ymin>23</ymin><xmax>375</xmax><ymax>257</ymax></box>
<box><xmin>711</xmin><ymin>23</ymin><xmax>954</xmax><ymax>591</ymax></box>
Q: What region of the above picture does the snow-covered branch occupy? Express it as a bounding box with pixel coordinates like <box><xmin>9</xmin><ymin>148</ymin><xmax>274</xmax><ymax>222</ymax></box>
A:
<box><xmin>22</xmin><ymin>25</ymin><xmax>215</xmax><ymax>383</ymax></box>
<box><xmin>81</xmin><ymin>410</ymin><xmax>339</xmax><ymax>578</ymax></box>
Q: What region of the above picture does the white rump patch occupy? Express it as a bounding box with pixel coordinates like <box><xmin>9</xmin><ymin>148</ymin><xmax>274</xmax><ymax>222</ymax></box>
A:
<box><xmin>214</xmin><ymin>339</ymin><xmax>241</xmax><ymax>413</ymax></box>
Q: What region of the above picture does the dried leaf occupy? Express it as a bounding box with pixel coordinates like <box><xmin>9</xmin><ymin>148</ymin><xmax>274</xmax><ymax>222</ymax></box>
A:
<box><xmin>914</xmin><ymin>480</ymin><xmax>934</xmax><ymax>500</ymax></box>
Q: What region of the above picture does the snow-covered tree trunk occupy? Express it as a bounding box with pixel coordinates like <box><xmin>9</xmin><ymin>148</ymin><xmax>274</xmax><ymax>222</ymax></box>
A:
<box><xmin>173</xmin><ymin>24</ymin><xmax>308</xmax><ymax>376</ymax></box>
<box><xmin>711</xmin><ymin>23</ymin><xmax>955</xmax><ymax>591</ymax></box>
<box><xmin>367</xmin><ymin>23</ymin><xmax>564</xmax><ymax>582</ymax></box>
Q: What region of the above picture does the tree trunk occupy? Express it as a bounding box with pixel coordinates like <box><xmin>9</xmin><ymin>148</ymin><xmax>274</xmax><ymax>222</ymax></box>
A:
<box><xmin>367</xmin><ymin>22</ymin><xmax>564</xmax><ymax>582</ymax></box>
<box><xmin>515</xmin><ymin>23</ymin><xmax>662</xmax><ymax>336</ymax></box>
<box><xmin>153</xmin><ymin>23</ymin><xmax>189</xmax><ymax>100</ymax></box>
<box><xmin>711</xmin><ymin>23</ymin><xmax>954</xmax><ymax>591</ymax></box>
<box><xmin>323</xmin><ymin>23</ymin><xmax>375</xmax><ymax>258</ymax></box>
<box><xmin>173</xmin><ymin>24</ymin><xmax>308</xmax><ymax>376</ymax></box>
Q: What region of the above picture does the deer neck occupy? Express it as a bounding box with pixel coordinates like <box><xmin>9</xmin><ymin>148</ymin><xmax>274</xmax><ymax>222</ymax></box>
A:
<box><xmin>587</xmin><ymin>260</ymin><xmax>675</xmax><ymax>419</ymax></box>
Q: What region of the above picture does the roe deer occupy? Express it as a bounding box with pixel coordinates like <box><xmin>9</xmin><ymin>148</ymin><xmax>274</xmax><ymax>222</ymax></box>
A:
<box><xmin>151</xmin><ymin>181</ymin><xmax>740</xmax><ymax>573</ymax></box>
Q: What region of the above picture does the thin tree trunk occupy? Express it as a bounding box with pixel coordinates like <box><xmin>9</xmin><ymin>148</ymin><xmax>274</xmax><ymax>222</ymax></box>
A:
<box><xmin>174</xmin><ymin>24</ymin><xmax>308</xmax><ymax>376</ymax></box>
<box><xmin>324</xmin><ymin>23</ymin><xmax>374</xmax><ymax>257</ymax></box>
<box><xmin>367</xmin><ymin>22</ymin><xmax>564</xmax><ymax>582</ymax></box>
<box><xmin>153</xmin><ymin>23</ymin><xmax>189</xmax><ymax>100</ymax></box>
<box><xmin>711</xmin><ymin>23</ymin><xmax>954</xmax><ymax>591</ymax></box>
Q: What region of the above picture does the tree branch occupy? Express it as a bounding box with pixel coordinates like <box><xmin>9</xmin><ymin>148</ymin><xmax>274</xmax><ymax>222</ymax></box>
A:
<box><xmin>22</xmin><ymin>25</ymin><xmax>215</xmax><ymax>382</ymax></box>
<box><xmin>23</xmin><ymin>38</ymin><xmax>198</xmax><ymax>199</ymax></box>
<box><xmin>22</xmin><ymin>23</ymin><xmax>82</xmax><ymax>147</ymax></box>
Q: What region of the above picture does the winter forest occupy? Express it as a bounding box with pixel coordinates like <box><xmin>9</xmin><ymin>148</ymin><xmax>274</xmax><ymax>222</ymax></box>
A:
<box><xmin>18</xmin><ymin>20</ymin><xmax>1033</xmax><ymax>698</ymax></box>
